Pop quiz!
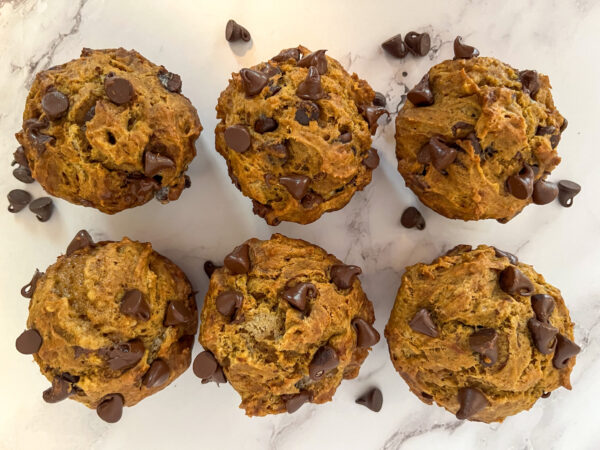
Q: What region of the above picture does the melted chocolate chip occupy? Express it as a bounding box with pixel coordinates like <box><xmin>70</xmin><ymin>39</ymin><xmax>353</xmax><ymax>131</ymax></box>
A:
<box><xmin>280</xmin><ymin>175</ymin><xmax>311</xmax><ymax>200</ymax></box>
<box><xmin>330</xmin><ymin>264</ymin><xmax>362</xmax><ymax>289</ymax></box>
<box><xmin>373</xmin><ymin>92</ymin><xmax>387</xmax><ymax>107</ymax></box>
<box><xmin>531</xmin><ymin>294</ymin><xmax>555</xmax><ymax>323</ymax></box>
<box><xmin>224</xmin><ymin>243</ymin><xmax>251</xmax><ymax>274</ymax></box>
<box><xmin>295</xmin><ymin>100</ymin><xmax>320</xmax><ymax>125</ymax></box>
<box><xmin>28</xmin><ymin>197</ymin><xmax>53</xmax><ymax>222</ymax></box>
<box><xmin>309</xmin><ymin>346</ymin><xmax>339</xmax><ymax>380</ymax></box>
<box><xmin>66</xmin><ymin>229</ymin><xmax>94</xmax><ymax>256</ymax></box>
<box><xmin>296</xmin><ymin>66</ymin><xmax>325</xmax><ymax>100</ymax></box>
<box><xmin>41</xmin><ymin>91</ymin><xmax>69</xmax><ymax>120</ymax></box>
<box><xmin>456</xmin><ymin>387</ymin><xmax>488</xmax><ymax>420</ymax></box>
<box><xmin>144</xmin><ymin>151</ymin><xmax>175</xmax><ymax>177</ymax></box>
<box><xmin>301</xmin><ymin>192</ymin><xmax>323</xmax><ymax>209</ymax></box>
<box><xmin>225</xmin><ymin>19</ymin><xmax>251</xmax><ymax>42</ymax></box>
<box><xmin>552</xmin><ymin>334</ymin><xmax>580</xmax><ymax>369</ymax></box>
<box><xmin>158</xmin><ymin>69</ymin><xmax>182</xmax><ymax>93</ymax></box>
<box><xmin>419</xmin><ymin>137</ymin><xmax>457</xmax><ymax>172</ymax></box>
<box><xmin>557</xmin><ymin>180</ymin><xmax>581</xmax><ymax>207</ymax></box>
<box><xmin>24</xmin><ymin>118</ymin><xmax>54</xmax><ymax>154</ymax></box>
<box><xmin>97</xmin><ymin>394</ymin><xmax>124</xmax><ymax>423</ymax></box>
<box><xmin>21</xmin><ymin>269</ymin><xmax>43</xmax><ymax>298</ymax></box>
<box><xmin>7</xmin><ymin>189</ymin><xmax>31</xmax><ymax>213</ymax></box>
<box><xmin>404</xmin><ymin>32</ymin><xmax>431</xmax><ymax>56</ymax></box>
<box><xmin>453</xmin><ymin>36</ymin><xmax>480</xmax><ymax>59</ymax></box>
<box><xmin>407</xmin><ymin>74</ymin><xmax>434</xmax><ymax>106</ymax></box>
<box><xmin>362</xmin><ymin>147</ymin><xmax>380</xmax><ymax>169</ymax></box>
<box><xmin>224</xmin><ymin>125</ymin><xmax>251</xmax><ymax>153</ymax></box>
<box><xmin>352</xmin><ymin>318</ymin><xmax>380</xmax><ymax>348</ymax></box>
<box><xmin>104</xmin><ymin>75</ymin><xmax>134</xmax><ymax>105</ymax></box>
<box><xmin>15</xmin><ymin>329</ymin><xmax>42</xmax><ymax>354</ymax></box>
<box><xmin>204</xmin><ymin>261</ymin><xmax>221</xmax><ymax>278</ymax></box>
<box><xmin>100</xmin><ymin>339</ymin><xmax>145</xmax><ymax>370</ymax></box>
<box><xmin>254</xmin><ymin>115</ymin><xmax>278</xmax><ymax>133</ymax></box>
<box><xmin>284</xmin><ymin>392</ymin><xmax>311</xmax><ymax>413</ymax></box>
<box><xmin>42</xmin><ymin>376</ymin><xmax>72</xmax><ymax>403</ymax></box>
<box><xmin>240</xmin><ymin>68</ymin><xmax>269</xmax><ymax>97</ymax></box>
<box><xmin>532</xmin><ymin>178</ymin><xmax>558</xmax><ymax>205</ymax></box>
<box><xmin>356</xmin><ymin>387</ymin><xmax>383</xmax><ymax>412</ymax></box>
<box><xmin>381</xmin><ymin>34</ymin><xmax>408</xmax><ymax>58</ymax></box>
<box><xmin>400</xmin><ymin>206</ymin><xmax>425</xmax><ymax>230</ymax></box>
<box><xmin>362</xmin><ymin>105</ymin><xmax>389</xmax><ymax>135</ymax></box>
<box><xmin>519</xmin><ymin>70</ymin><xmax>540</xmax><ymax>99</ymax></box>
<box><xmin>493</xmin><ymin>247</ymin><xmax>518</xmax><ymax>265</ymax></box>
<box><xmin>260</xmin><ymin>63</ymin><xmax>281</xmax><ymax>78</ymax></box>
<box><xmin>120</xmin><ymin>289</ymin><xmax>151</xmax><ymax>321</ymax></box>
<box><xmin>536</xmin><ymin>125</ymin><xmax>556</xmax><ymax>136</ymax></box>
<box><xmin>282</xmin><ymin>282</ymin><xmax>317</xmax><ymax>312</ymax></box>
<box><xmin>164</xmin><ymin>301</ymin><xmax>195</xmax><ymax>326</ymax></box>
<box><xmin>452</xmin><ymin>122</ymin><xmax>474</xmax><ymax>137</ymax></box>
<box><xmin>528</xmin><ymin>318</ymin><xmax>558</xmax><ymax>354</ymax></box>
<box><xmin>409</xmin><ymin>309</ymin><xmax>438</xmax><ymax>338</ymax></box>
<box><xmin>272</xmin><ymin>47</ymin><xmax>301</xmax><ymax>62</ymax></box>
<box><xmin>142</xmin><ymin>359</ymin><xmax>170</xmax><ymax>388</ymax></box>
<box><xmin>216</xmin><ymin>290</ymin><xmax>243</xmax><ymax>318</ymax></box>
<box><xmin>506</xmin><ymin>164</ymin><xmax>535</xmax><ymax>199</ymax></box>
<box><xmin>499</xmin><ymin>266</ymin><xmax>534</xmax><ymax>296</ymax></box>
<box><xmin>297</xmin><ymin>49</ymin><xmax>328</xmax><ymax>74</ymax></box>
<box><xmin>469</xmin><ymin>328</ymin><xmax>498</xmax><ymax>366</ymax></box>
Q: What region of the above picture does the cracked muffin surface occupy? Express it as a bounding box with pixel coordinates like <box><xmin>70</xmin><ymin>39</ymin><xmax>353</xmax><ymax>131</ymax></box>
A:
<box><xmin>215</xmin><ymin>46</ymin><xmax>385</xmax><ymax>225</ymax></box>
<box><xmin>385</xmin><ymin>245</ymin><xmax>578</xmax><ymax>423</ymax></box>
<box><xmin>20</xmin><ymin>235</ymin><xmax>197</xmax><ymax>421</ymax></box>
<box><xmin>16</xmin><ymin>48</ymin><xmax>202</xmax><ymax>214</ymax></box>
<box><xmin>198</xmin><ymin>233</ymin><xmax>379</xmax><ymax>416</ymax></box>
<box><xmin>395</xmin><ymin>56</ymin><xmax>565</xmax><ymax>222</ymax></box>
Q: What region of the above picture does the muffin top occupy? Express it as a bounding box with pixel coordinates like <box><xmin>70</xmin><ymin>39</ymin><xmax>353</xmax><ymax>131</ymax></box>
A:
<box><xmin>16</xmin><ymin>48</ymin><xmax>202</xmax><ymax>214</ymax></box>
<box><xmin>395</xmin><ymin>56</ymin><xmax>565</xmax><ymax>222</ymax></box>
<box><xmin>385</xmin><ymin>245</ymin><xmax>579</xmax><ymax>423</ymax></box>
<box><xmin>215</xmin><ymin>46</ymin><xmax>385</xmax><ymax>225</ymax></box>
<box><xmin>198</xmin><ymin>233</ymin><xmax>379</xmax><ymax>416</ymax></box>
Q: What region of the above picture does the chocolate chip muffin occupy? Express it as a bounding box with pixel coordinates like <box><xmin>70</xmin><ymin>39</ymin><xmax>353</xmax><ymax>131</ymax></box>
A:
<box><xmin>395</xmin><ymin>55</ymin><xmax>565</xmax><ymax>222</ymax></box>
<box><xmin>15</xmin><ymin>48</ymin><xmax>202</xmax><ymax>214</ymax></box>
<box><xmin>15</xmin><ymin>231</ymin><xmax>198</xmax><ymax>423</ymax></box>
<box><xmin>385</xmin><ymin>245</ymin><xmax>579</xmax><ymax>423</ymax></box>
<box><xmin>215</xmin><ymin>46</ymin><xmax>386</xmax><ymax>225</ymax></box>
<box><xmin>196</xmin><ymin>233</ymin><xmax>379</xmax><ymax>415</ymax></box>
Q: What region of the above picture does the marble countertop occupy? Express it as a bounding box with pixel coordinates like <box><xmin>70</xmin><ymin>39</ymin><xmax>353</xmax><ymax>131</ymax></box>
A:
<box><xmin>1</xmin><ymin>0</ymin><xmax>599</xmax><ymax>448</ymax></box>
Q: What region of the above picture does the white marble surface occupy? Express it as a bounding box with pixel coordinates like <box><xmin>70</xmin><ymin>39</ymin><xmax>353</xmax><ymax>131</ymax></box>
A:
<box><xmin>1</xmin><ymin>0</ymin><xmax>599</xmax><ymax>448</ymax></box>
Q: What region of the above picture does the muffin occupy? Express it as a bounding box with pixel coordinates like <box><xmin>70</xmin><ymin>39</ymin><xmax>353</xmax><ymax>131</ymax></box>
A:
<box><xmin>196</xmin><ymin>233</ymin><xmax>379</xmax><ymax>415</ymax></box>
<box><xmin>15</xmin><ymin>231</ymin><xmax>198</xmax><ymax>423</ymax></box>
<box><xmin>395</xmin><ymin>55</ymin><xmax>565</xmax><ymax>222</ymax></box>
<box><xmin>15</xmin><ymin>48</ymin><xmax>202</xmax><ymax>214</ymax></box>
<box><xmin>385</xmin><ymin>244</ymin><xmax>579</xmax><ymax>423</ymax></box>
<box><xmin>215</xmin><ymin>46</ymin><xmax>386</xmax><ymax>225</ymax></box>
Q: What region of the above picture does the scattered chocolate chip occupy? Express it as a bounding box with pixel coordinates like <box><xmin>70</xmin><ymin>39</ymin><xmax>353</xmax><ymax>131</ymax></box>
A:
<box><xmin>284</xmin><ymin>392</ymin><xmax>311</xmax><ymax>413</ymax></box>
<box><xmin>531</xmin><ymin>294</ymin><xmax>555</xmax><ymax>323</ymax></box>
<box><xmin>216</xmin><ymin>290</ymin><xmax>243</xmax><ymax>318</ymax></box>
<box><xmin>352</xmin><ymin>318</ymin><xmax>380</xmax><ymax>348</ymax></box>
<box><xmin>66</xmin><ymin>229</ymin><xmax>94</xmax><ymax>256</ymax></box>
<box><xmin>453</xmin><ymin>36</ymin><xmax>479</xmax><ymax>59</ymax></box>
<box><xmin>400</xmin><ymin>207</ymin><xmax>426</xmax><ymax>230</ymax></box>
<box><xmin>96</xmin><ymin>394</ymin><xmax>124</xmax><ymax>423</ymax></box>
<box><xmin>532</xmin><ymin>178</ymin><xmax>558</xmax><ymax>205</ymax></box>
<box><xmin>506</xmin><ymin>164</ymin><xmax>535</xmax><ymax>199</ymax></box>
<box><xmin>24</xmin><ymin>118</ymin><xmax>54</xmax><ymax>154</ymax></box>
<box><xmin>297</xmin><ymin>49</ymin><xmax>328</xmax><ymax>74</ymax></box>
<box><xmin>456</xmin><ymin>387</ymin><xmax>489</xmax><ymax>420</ymax></box>
<box><xmin>528</xmin><ymin>318</ymin><xmax>558</xmax><ymax>354</ymax></box>
<box><xmin>164</xmin><ymin>301</ymin><xmax>194</xmax><ymax>326</ymax></box>
<box><xmin>519</xmin><ymin>70</ymin><xmax>540</xmax><ymax>99</ymax></box>
<box><xmin>407</xmin><ymin>74</ymin><xmax>434</xmax><ymax>106</ymax></box>
<box><xmin>493</xmin><ymin>247</ymin><xmax>518</xmax><ymax>265</ymax></box>
<box><xmin>42</xmin><ymin>376</ymin><xmax>72</xmax><ymax>403</ymax></box>
<box><xmin>13</xmin><ymin>166</ymin><xmax>35</xmax><ymax>183</ymax></box>
<box><xmin>552</xmin><ymin>334</ymin><xmax>580</xmax><ymax>369</ymax></box>
<box><xmin>409</xmin><ymin>309</ymin><xmax>438</xmax><ymax>338</ymax></box>
<box><xmin>419</xmin><ymin>136</ymin><xmax>457</xmax><ymax>172</ymax></box>
<box><xmin>451</xmin><ymin>121</ymin><xmax>474</xmax><ymax>137</ymax></box>
<box><xmin>104</xmin><ymin>75</ymin><xmax>134</xmax><ymax>105</ymax></box>
<box><xmin>541</xmin><ymin>391</ymin><xmax>551</xmax><ymax>398</ymax></box>
<box><xmin>301</xmin><ymin>192</ymin><xmax>323</xmax><ymax>209</ymax></box>
<box><xmin>309</xmin><ymin>345</ymin><xmax>339</xmax><ymax>380</ymax></box>
<box><xmin>144</xmin><ymin>151</ymin><xmax>175</xmax><ymax>177</ymax></box>
<box><xmin>224</xmin><ymin>125</ymin><xmax>251</xmax><ymax>153</ymax></box>
<box><xmin>499</xmin><ymin>266</ymin><xmax>534</xmax><ymax>296</ymax></box>
<box><xmin>280</xmin><ymin>174</ymin><xmax>311</xmax><ymax>200</ymax></box>
<box><xmin>16</xmin><ymin>329</ymin><xmax>42</xmax><ymax>354</ymax></box>
<box><xmin>557</xmin><ymin>180</ymin><xmax>581</xmax><ymax>207</ymax></box>
<box><xmin>272</xmin><ymin>47</ymin><xmax>301</xmax><ymax>62</ymax></box>
<box><xmin>254</xmin><ymin>115</ymin><xmax>278</xmax><ymax>133</ymax></box>
<box><xmin>157</xmin><ymin>68</ymin><xmax>182</xmax><ymax>93</ymax></box>
<box><xmin>7</xmin><ymin>189</ymin><xmax>31</xmax><ymax>213</ymax></box>
<box><xmin>240</xmin><ymin>68</ymin><xmax>268</xmax><ymax>97</ymax></box>
<box><xmin>362</xmin><ymin>147</ymin><xmax>380</xmax><ymax>170</ymax></box>
<box><xmin>536</xmin><ymin>125</ymin><xmax>556</xmax><ymax>136</ymax></box>
<box><xmin>295</xmin><ymin>100</ymin><xmax>320</xmax><ymax>125</ymax></box>
<box><xmin>100</xmin><ymin>339</ymin><xmax>145</xmax><ymax>370</ymax></box>
<box><xmin>382</xmin><ymin>34</ymin><xmax>408</xmax><ymax>58</ymax></box>
<box><xmin>204</xmin><ymin>261</ymin><xmax>221</xmax><ymax>278</ymax></box>
<box><xmin>330</xmin><ymin>264</ymin><xmax>362</xmax><ymax>289</ymax></box>
<box><xmin>142</xmin><ymin>359</ymin><xmax>170</xmax><ymax>388</ymax></box>
<box><xmin>373</xmin><ymin>92</ymin><xmax>387</xmax><ymax>107</ymax></box>
<box><xmin>224</xmin><ymin>243</ymin><xmax>251</xmax><ymax>274</ymax></box>
<box><xmin>362</xmin><ymin>105</ymin><xmax>389</xmax><ymax>135</ymax></box>
<box><xmin>296</xmin><ymin>66</ymin><xmax>325</xmax><ymax>101</ymax></box>
<box><xmin>404</xmin><ymin>32</ymin><xmax>431</xmax><ymax>56</ymax></box>
<box><xmin>21</xmin><ymin>269</ymin><xmax>43</xmax><ymax>298</ymax></box>
<box><xmin>225</xmin><ymin>19</ymin><xmax>251</xmax><ymax>42</ymax></box>
<box><xmin>261</xmin><ymin>63</ymin><xmax>281</xmax><ymax>78</ymax></box>
<box><xmin>282</xmin><ymin>282</ymin><xmax>317</xmax><ymax>312</ymax></box>
<box><xmin>469</xmin><ymin>328</ymin><xmax>498</xmax><ymax>366</ymax></box>
<box><xmin>41</xmin><ymin>91</ymin><xmax>69</xmax><ymax>120</ymax></box>
<box><xmin>28</xmin><ymin>197</ymin><xmax>53</xmax><ymax>222</ymax></box>
<box><xmin>193</xmin><ymin>350</ymin><xmax>227</xmax><ymax>384</ymax></box>
<box><xmin>356</xmin><ymin>387</ymin><xmax>383</xmax><ymax>412</ymax></box>
<box><xmin>120</xmin><ymin>289</ymin><xmax>151</xmax><ymax>321</ymax></box>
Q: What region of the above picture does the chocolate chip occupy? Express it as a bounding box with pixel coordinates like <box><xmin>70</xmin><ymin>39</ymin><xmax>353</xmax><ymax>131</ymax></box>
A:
<box><xmin>356</xmin><ymin>387</ymin><xmax>383</xmax><ymax>412</ymax></box>
<box><xmin>66</xmin><ymin>229</ymin><xmax>94</xmax><ymax>256</ymax></box>
<box><xmin>352</xmin><ymin>318</ymin><xmax>380</xmax><ymax>348</ymax></box>
<box><xmin>96</xmin><ymin>394</ymin><xmax>124</xmax><ymax>423</ymax></box>
<box><xmin>560</xmin><ymin>118</ymin><xmax>568</xmax><ymax>132</ymax></box>
<box><xmin>532</xmin><ymin>178</ymin><xmax>558</xmax><ymax>205</ymax></box>
<box><xmin>550</xmin><ymin>134</ymin><xmax>561</xmax><ymax>148</ymax></box>
<box><xmin>144</xmin><ymin>151</ymin><xmax>175</xmax><ymax>177</ymax></box>
<box><xmin>453</xmin><ymin>36</ymin><xmax>479</xmax><ymax>59</ymax></box>
<box><xmin>469</xmin><ymin>328</ymin><xmax>498</xmax><ymax>366</ymax></box>
<box><xmin>260</xmin><ymin>63</ymin><xmax>281</xmax><ymax>78</ymax></box>
<box><xmin>557</xmin><ymin>180</ymin><xmax>581</xmax><ymax>207</ymax></box>
<box><xmin>83</xmin><ymin>104</ymin><xmax>96</xmax><ymax>123</ymax></box>
<box><xmin>499</xmin><ymin>266</ymin><xmax>534</xmax><ymax>296</ymax></box>
<box><xmin>338</xmin><ymin>131</ymin><xmax>352</xmax><ymax>143</ymax></box>
<box><xmin>301</xmin><ymin>192</ymin><xmax>323</xmax><ymax>209</ymax></box>
<box><xmin>7</xmin><ymin>189</ymin><xmax>31</xmax><ymax>213</ymax></box>
<box><xmin>28</xmin><ymin>197</ymin><xmax>53</xmax><ymax>222</ymax></box>
<box><xmin>506</xmin><ymin>164</ymin><xmax>534</xmax><ymax>199</ymax></box>
<box><xmin>224</xmin><ymin>243</ymin><xmax>251</xmax><ymax>274</ymax></box>
<box><xmin>240</xmin><ymin>68</ymin><xmax>269</xmax><ymax>97</ymax></box>
<box><xmin>15</xmin><ymin>329</ymin><xmax>42</xmax><ymax>354</ymax></box>
<box><xmin>552</xmin><ymin>334</ymin><xmax>580</xmax><ymax>369</ymax></box>
<box><xmin>536</xmin><ymin>125</ymin><xmax>556</xmax><ymax>136</ymax></box>
<box><xmin>254</xmin><ymin>115</ymin><xmax>278</xmax><ymax>133</ymax></box>
<box><xmin>309</xmin><ymin>345</ymin><xmax>339</xmax><ymax>380</ymax></box>
<box><xmin>362</xmin><ymin>105</ymin><xmax>389</xmax><ymax>135</ymax></box>
<box><xmin>362</xmin><ymin>148</ymin><xmax>380</xmax><ymax>169</ymax></box>
<box><xmin>330</xmin><ymin>264</ymin><xmax>362</xmax><ymax>289</ymax></box>
<box><xmin>295</xmin><ymin>101</ymin><xmax>320</xmax><ymax>125</ymax></box>
<box><xmin>419</xmin><ymin>137</ymin><xmax>457</xmax><ymax>172</ymax></box>
<box><xmin>21</xmin><ymin>269</ymin><xmax>43</xmax><ymax>298</ymax></box>
<box><xmin>400</xmin><ymin>206</ymin><xmax>425</xmax><ymax>230</ymax></box>
<box><xmin>493</xmin><ymin>247</ymin><xmax>518</xmax><ymax>265</ymax></box>
<box><xmin>451</xmin><ymin>122</ymin><xmax>474</xmax><ymax>137</ymax></box>
<box><xmin>404</xmin><ymin>32</ymin><xmax>431</xmax><ymax>56</ymax></box>
<box><xmin>164</xmin><ymin>301</ymin><xmax>195</xmax><ymax>326</ymax></box>
<box><xmin>456</xmin><ymin>387</ymin><xmax>488</xmax><ymax>420</ymax></box>
<box><xmin>184</xmin><ymin>175</ymin><xmax>191</xmax><ymax>189</ymax></box>
<box><xmin>157</xmin><ymin>69</ymin><xmax>182</xmax><ymax>93</ymax></box>
<box><xmin>24</xmin><ymin>118</ymin><xmax>54</xmax><ymax>154</ymax></box>
<box><xmin>280</xmin><ymin>174</ymin><xmax>311</xmax><ymax>200</ymax></box>
<box><xmin>204</xmin><ymin>261</ymin><xmax>221</xmax><ymax>278</ymax></box>
<box><xmin>266</xmin><ymin>143</ymin><xmax>289</xmax><ymax>160</ymax></box>
<box><xmin>282</xmin><ymin>282</ymin><xmax>317</xmax><ymax>312</ymax></box>
<box><xmin>13</xmin><ymin>166</ymin><xmax>34</xmax><ymax>184</ymax></box>
<box><xmin>381</xmin><ymin>34</ymin><xmax>408</xmax><ymax>58</ymax></box>
<box><xmin>104</xmin><ymin>75</ymin><xmax>133</xmax><ymax>105</ymax></box>
<box><xmin>444</xmin><ymin>244</ymin><xmax>472</xmax><ymax>256</ymax></box>
<box><xmin>142</xmin><ymin>359</ymin><xmax>170</xmax><ymax>388</ymax></box>
<box><xmin>296</xmin><ymin>66</ymin><xmax>325</xmax><ymax>101</ymax></box>
<box><xmin>41</xmin><ymin>91</ymin><xmax>69</xmax><ymax>120</ymax></box>
<box><xmin>225</xmin><ymin>19</ymin><xmax>250</xmax><ymax>42</ymax></box>
<box><xmin>284</xmin><ymin>392</ymin><xmax>311</xmax><ymax>413</ymax></box>
<box><xmin>541</xmin><ymin>391</ymin><xmax>551</xmax><ymax>398</ymax></box>
<box><xmin>519</xmin><ymin>70</ymin><xmax>540</xmax><ymax>99</ymax></box>
<box><xmin>193</xmin><ymin>350</ymin><xmax>227</xmax><ymax>384</ymax></box>
<box><xmin>120</xmin><ymin>289</ymin><xmax>151</xmax><ymax>321</ymax></box>
<box><xmin>42</xmin><ymin>376</ymin><xmax>72</xmax><ymax>403</ymax></box>
<box><xmin>407</xmin><ymin>74</ymin><xmax>434</xmax><ymax>106</ymax></box>
<box><xmin>100</xmin><ymin>339</ymin><xmax>145</xmax><ymax>370</ymax></box>
<box><xmin>224</xmin><ymin>125</ymin><xmax>251</xmax><ymax>153</ymax></box>
<box><xmin>373</xmin><ymin>92</ymin><xmax>387</xmax><ymax>107</ymax></box>
<box><xmin>272</xmin><ymin>47</ymin><xmax>301</xmax><ymax>62</ymax></box>
<box><xmin>216</xmin><ymin>290</ymin><xmax>243</xmax><ymax>317</ymax></box>
<box><xmin>297</xmin><ymin>49</ymin><xmax>328</xmax><ymax>74</ymax></box>
<box><xmin>528</xmin><ymin>318</ymin><xmax>558</xmax><ymax>354</ymax></box>
<box><xmin>531</xmin><ymin>294</ymin><xmax>555</xmax><ymax>323</ymax></box>
<box><xmin>409</xmin><ymin>308</ymin><xmax>438</xmax><ymax>337</ymax></box>
<box><xmin>13</xmin><ymin>146</ymin><xmax>28</xmax><ymax>166</ymax></box>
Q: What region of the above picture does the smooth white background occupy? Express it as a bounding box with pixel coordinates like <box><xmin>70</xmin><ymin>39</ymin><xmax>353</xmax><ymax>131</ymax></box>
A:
<box><xmin>0</xmin><ymin>0</ymin><xmax>599</xmax><ymax>449</ymax></box>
